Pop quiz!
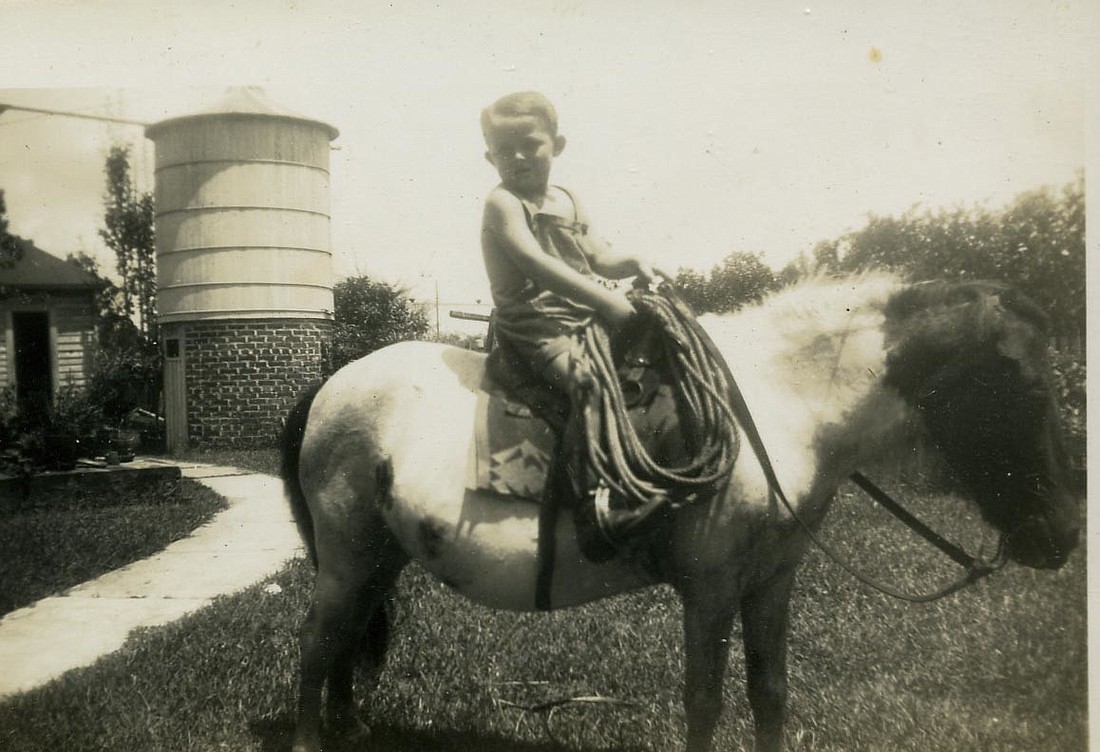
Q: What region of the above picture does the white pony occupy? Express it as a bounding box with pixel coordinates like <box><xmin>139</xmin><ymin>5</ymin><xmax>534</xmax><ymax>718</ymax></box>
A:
<box><xmin>281</xmin><ymin>273</ymin><xmax>1078</xmax><ymax>752</ymax></box>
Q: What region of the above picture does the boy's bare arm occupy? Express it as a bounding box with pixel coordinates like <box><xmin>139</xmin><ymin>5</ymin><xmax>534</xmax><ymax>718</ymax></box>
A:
<box><xmin>586</xmin><ymin>237</ymin><xmax>674</xmax><ymax>284</ymax></box>
<box><xmin>482</xmin><ymin>190</ymin><xmax>635</xmax><ymax>325</ymax></box>
<box><xmin>566</xmin><ymin>197</ymin><xmax>672</xmax><ymax>282</ymax></box>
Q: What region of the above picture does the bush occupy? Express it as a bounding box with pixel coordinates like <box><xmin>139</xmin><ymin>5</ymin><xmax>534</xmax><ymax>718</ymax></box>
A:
<box><xmin>1050</xmin><ymin>347</ymin><xmax>1085</xmax><ymax>482</ymax></box>
<box><xmin>328</xmin><ymin>276</ymin><xmax>430</xmax><ymax>373</ymax></box>
<box><xmin>86</xmin><ymin>312</ymin><xmax>162</xmax><ymax>424</ymax></box>
<box><xmin>0</xmin><ymin>385</ymin><xmax>105</xmax><ymax>473</ymax></box>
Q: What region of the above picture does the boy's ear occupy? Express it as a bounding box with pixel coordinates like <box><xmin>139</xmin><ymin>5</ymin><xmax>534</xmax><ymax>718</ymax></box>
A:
<box><xmin>553</xmin><ymin>135</ymin><xmax>567</xmax><ymax>156</ymax></box>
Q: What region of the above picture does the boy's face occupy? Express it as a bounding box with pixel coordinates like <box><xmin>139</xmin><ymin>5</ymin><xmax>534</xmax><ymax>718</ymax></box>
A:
<box><xmin>484</xmin><ymin>117</ymin><xmax>565</xmax><ymax>197</ymax></box>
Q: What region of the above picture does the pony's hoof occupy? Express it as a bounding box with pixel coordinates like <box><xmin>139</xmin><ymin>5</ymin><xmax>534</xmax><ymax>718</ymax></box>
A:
<box><xmin>330</xmin><ymin>714</ymin><xmax>372</xmax><ymax>742</ymax></box>
<box><xmin>290</xmin><ymin>737</ymin><xmax>321</xmax><ymax>752</ymax></box>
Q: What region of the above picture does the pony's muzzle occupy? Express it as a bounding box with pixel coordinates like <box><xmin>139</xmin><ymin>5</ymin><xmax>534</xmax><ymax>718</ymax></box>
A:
<box><xmin>1005</xmin><ymin>514</ymin><xmax>1078</xmax><ymax>570</ymax></box>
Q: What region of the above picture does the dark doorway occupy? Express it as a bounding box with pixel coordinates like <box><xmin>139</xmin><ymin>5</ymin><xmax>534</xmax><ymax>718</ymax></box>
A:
<box><xmin>12</xmin><ymin>311</ymin><xmax>52</xmax><ymax>419</ymax></box>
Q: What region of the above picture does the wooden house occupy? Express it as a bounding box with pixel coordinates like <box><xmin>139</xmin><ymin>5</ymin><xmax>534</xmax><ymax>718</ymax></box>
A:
<box><xmin>0</xmin><ymin>238</ymin><xmax>104</xmax><ymax>414</ymax></box>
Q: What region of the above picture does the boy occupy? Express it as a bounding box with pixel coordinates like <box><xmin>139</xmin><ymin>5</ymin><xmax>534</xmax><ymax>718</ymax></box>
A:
<box><xmin>480</xmin><ymin>90</ymin><xmax>667</xmax><ymax>394</ymax></box>
<box><xmin>480</xmin><ymin>91</ymin><xmax>672</xmax><ymax>561</ymax></box>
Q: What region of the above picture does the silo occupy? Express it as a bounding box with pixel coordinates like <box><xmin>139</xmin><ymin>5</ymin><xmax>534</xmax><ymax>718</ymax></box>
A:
<box><xmin>146</xmin><ymin>87</ymin><xmax>339</xmax><ymax>450</ymax></box>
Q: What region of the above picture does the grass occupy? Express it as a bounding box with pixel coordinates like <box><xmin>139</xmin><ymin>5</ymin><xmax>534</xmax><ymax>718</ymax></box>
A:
<box><xmin>0</xmin><ymin>478</ymin><xmax>227</xmax><ymax>616</ymax></box>
<box><xmin>177</xmin><ymin>447</ymin><xmax>282</xmax><ymax>476</ymax></box>
<box><xmin>0</xmin><ymin>449</ymin><xmax>1086</xmax><ymax>752</ymax></box>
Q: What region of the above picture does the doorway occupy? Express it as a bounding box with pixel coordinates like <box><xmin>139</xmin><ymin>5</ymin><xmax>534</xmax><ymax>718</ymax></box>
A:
<box><xmin>12</xmin><ymin>311</ymin><xmax>52</xmax><ymax>419</ymax></box>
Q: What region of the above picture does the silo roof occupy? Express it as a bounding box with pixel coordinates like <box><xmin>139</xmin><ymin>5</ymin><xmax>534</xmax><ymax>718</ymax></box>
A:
<box><xmin>146</xmin><ymin>87</ymin><xmax>339</xmax><ymax>140</ymax></box>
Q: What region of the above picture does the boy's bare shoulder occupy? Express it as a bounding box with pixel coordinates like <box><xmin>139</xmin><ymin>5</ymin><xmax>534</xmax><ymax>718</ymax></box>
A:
<box><xmin>482</xmin><ymin>186</ymin><xmax>526</xmax><ymax>225</ymax></box>
<box><xmin>484</xmin><ymin>185</ymin><xmax>522</xmax><ymax>209</ymax></box>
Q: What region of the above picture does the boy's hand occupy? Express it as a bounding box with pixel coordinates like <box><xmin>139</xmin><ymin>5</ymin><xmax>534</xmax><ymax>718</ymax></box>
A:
<box><xmin>635</xmin><ymin>258</ymin><xmax>675</xmax><ymax>286</ymax></box>
<box><xmin>604</xmin><ymin>294</ymin><xmax>638</xmax><ymax>330</ymax></box>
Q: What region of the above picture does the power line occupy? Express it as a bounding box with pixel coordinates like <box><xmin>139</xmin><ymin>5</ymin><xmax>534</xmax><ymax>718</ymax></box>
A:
<box><xmin>0</xmin><ymin>102</ymin><xmax>148</xmax><ymax>127</ymax></box>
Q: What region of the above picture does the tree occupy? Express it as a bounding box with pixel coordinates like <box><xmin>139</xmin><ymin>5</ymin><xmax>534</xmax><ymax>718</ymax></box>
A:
<box><xmin>813</xmin><ymin>174</ymin><xmax>1085</xmax><ymax>343</ymax></box>
<box><xmin>673</xmin><ymin>251</ymin><xmax>780</xmax><ymax>315</ymax></box>
<box><xmin>99</xmin><ymin>146</ymin><xmax>156</xmax><ymax>339</ymax></box>
<box><xmin>66</xmin><ymin>252</ymin><xmax>162</xmax><ymax>422</ymax></box>
<box><xmin>0</xmin><ymin>190</ymin><xmax>24</xmax><ymax>268</ymax></box>
<box><xmin>329</xmin><ymin>276</ymin><xmax>430</xmax><ymax>372</ymax></box>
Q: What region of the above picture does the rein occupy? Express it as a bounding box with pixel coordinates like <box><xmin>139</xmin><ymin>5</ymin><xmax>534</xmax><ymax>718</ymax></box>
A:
<box><xmin>665</xmin><ymin>286</ymin><xmax>1008</xmax><ymax>603</ymax></box>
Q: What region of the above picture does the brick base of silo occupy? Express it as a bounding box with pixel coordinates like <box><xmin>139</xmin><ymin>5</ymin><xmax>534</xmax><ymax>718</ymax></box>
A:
<box><xmin>183</xmin><ymin>318</ymin><xmax>332</xmax><ymax>448</ymax></box>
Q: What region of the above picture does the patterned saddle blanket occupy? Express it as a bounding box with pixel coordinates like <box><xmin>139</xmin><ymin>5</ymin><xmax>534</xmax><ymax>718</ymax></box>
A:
<box><xmin>466</xmin><ymin>389</ymin><xmax>557</xmax><ymax>502</ymax></box>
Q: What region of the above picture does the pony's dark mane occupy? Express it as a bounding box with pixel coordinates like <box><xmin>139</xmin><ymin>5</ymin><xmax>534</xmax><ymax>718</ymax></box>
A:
<box><xmin>880</xmin><ymin>279</ymin><xmax>1050</xmax><ymax>401</ymax></box>
<box><xmin>885</xmin><ymin>279</ymin><xmax>1050</xmax><ymax>336</ymax></box>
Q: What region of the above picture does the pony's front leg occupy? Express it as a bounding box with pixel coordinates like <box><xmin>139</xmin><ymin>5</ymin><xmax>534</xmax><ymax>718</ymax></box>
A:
<box><xmin>681</xmin><ymin>583</ymin><xmax>739</xmax><ymax>752</ymax></box>
<box><xmin>740</xmin><ymin>566</ymin><xmax>797</xmax><ymax>752</ymax></box>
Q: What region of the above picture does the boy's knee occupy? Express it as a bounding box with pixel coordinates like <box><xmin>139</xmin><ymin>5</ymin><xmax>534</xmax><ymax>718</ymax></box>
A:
<box><xmin>542</xmin><ymin>352</ymin><xmax>592</xmax><ymax>393</ymax></box>
<box><xmin>541</xmin><ymin>352</ymin><xmax>572</xmax><ymax>390</ymax></box>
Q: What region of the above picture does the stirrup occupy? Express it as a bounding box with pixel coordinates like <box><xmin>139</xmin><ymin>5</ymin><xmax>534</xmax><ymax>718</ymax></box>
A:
<box><xmin>591</xmin><ymin>480</ymin><xmax>670</xmax><ymax>548</ymax></box>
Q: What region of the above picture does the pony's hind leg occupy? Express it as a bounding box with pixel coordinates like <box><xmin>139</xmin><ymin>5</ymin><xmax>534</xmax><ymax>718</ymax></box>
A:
<box><xmin>292</xmin><ymin>500</ymin><xmax>408</xmax><ymax>752</ymax></box>
<box><xmin>325</xmin><ymin>554</ymin><xmax>404</xmax><ymax>737</ymax></box>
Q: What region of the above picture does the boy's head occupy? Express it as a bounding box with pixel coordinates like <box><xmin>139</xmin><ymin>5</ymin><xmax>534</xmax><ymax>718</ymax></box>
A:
<box><xmin>481</xmin><ymin>91</ymin><xmax>567</xmax><ymax>195</ymax></box>
<box><xmin>481</xmin><ymin>91</ymin><xmax>559</xmax><ymax>143</ymax></box>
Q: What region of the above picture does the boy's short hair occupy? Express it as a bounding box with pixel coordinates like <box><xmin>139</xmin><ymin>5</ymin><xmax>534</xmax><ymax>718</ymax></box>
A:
<box><xmin>481</xmin><ymin>91</ymin><xmax>559</xmax><ymax>143</ymax></box>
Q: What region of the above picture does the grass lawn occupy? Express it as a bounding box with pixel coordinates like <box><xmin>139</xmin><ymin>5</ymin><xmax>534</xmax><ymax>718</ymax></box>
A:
<box><xmin>0</xmin><ymin>478</ymin><xmax>227</xmax><ymax>616</ymax></box>
<box><xmin>177</xmin><ymin>447</ymin><xmax>282</xmax><ymax>477</ymax></box>
<box><xmin>0</xmin><ymin>451</ymin><xmax>1086</xmax><ymax>752</ymax></box>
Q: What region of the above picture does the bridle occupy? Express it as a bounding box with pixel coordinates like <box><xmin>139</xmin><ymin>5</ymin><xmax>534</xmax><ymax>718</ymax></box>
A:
<box><xmin>670</xmin><ymin>287</ymin><xmax>1010</xmax><ymax>603</ymax></box>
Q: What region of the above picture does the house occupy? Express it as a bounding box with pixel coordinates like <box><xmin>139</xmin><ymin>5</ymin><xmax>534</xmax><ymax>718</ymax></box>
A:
<box><xmin>0</xmin><ymin>237</ymin><xmax>104</xmax><ymax>415</ymax></box>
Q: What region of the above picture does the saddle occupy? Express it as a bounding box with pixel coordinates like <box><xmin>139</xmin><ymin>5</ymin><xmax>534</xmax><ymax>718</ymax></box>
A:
<box><xmin>476</xmin><ymin>288</ymin><xmax>739</xmax><ymax>609</ymax></box>
<box><xmin>478</xmin><ymin>314</ymin><xmax>679</xmax><ymax>511</ymax></box>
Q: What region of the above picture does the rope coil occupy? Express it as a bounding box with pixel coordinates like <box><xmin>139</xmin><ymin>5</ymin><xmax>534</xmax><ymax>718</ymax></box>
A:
<box><xmin>573</xmin><ymin>288</ymin><xmax>740</xmax><ymax>510</ymax></box>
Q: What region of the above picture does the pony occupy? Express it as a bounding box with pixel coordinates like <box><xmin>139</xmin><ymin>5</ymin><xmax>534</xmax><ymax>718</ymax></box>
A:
<box><xmin>280</xmin><ymin>273</ymin><xmax>1079</xmax><ymax>752</ymax></box>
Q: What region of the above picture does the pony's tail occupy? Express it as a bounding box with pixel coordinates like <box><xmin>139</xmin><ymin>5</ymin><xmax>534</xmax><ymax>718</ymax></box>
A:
<box><xmin>281</xmin><ymin>382</ymin><xmax>325</xmax><ymax>568</ymax></box>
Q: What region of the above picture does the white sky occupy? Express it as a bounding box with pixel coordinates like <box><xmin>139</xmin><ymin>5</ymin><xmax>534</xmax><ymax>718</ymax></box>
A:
<box><xmin>0</xmin><ymin>0</ymin><xmax>1093</xmax><ymax>314</ymax></box>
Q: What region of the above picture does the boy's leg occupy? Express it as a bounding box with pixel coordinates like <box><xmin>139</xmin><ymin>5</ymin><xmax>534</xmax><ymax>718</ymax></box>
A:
<box><xmin>544</xmin><ymin>347</ymin><xmax>667</xmax><ymax>562</ymax></box>
<box><xmin>540</xmin><ymin>352</ymin><xmax>574</xmax><ymax>392</ymax></box>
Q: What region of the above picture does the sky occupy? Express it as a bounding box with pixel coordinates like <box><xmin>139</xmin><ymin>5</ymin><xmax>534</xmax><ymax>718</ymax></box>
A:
<box><xmin>0</xmin><ymin>0</ymin><xmax>1093</xmax><ymax>323</ymax></box>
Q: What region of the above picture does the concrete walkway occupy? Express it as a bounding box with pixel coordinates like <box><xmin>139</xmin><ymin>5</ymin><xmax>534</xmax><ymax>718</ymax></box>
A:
<box><xmin>0</xmin><ymin>461</ymin><xmax>304</xmax><ymax>698</ymax></box>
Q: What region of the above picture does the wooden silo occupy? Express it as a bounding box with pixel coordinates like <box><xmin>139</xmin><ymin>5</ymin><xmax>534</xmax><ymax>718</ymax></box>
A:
<box><xmin>145</xmin><ymin>88</ymin><xmax>338</xmax><ymax>450</ymax></box>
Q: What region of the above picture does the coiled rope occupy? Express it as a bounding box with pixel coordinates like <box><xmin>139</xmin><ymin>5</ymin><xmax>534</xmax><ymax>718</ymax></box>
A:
<box><xmin>574</xmin><ymin>287</ymin><xmax>740</xmax><ymax>510</ymax></box>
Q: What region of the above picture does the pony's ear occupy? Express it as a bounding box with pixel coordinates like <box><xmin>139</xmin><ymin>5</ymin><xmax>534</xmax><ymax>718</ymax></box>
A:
<box><xmin>992</xmin><ymin>290</ymin><xmax>1053</xmax><ymax>383</ymax></box>
<box><xmin>997</xmin><ymin>287</ymin><xmax>1050</xmax><ymax>335</ymax></box>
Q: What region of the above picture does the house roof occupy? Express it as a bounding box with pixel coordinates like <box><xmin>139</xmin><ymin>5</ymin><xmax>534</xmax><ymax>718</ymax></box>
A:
<box><xmin>0</xmin><ymin>237</ymin><xmax>106</xmax><ymax>291</ymax></box>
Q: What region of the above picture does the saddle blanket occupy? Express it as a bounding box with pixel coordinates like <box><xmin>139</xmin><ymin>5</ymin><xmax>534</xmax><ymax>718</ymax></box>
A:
<box><xmin>467</xmin><ymin>390</ymin><xmax>557</xmax><ymax>502</ymax></box>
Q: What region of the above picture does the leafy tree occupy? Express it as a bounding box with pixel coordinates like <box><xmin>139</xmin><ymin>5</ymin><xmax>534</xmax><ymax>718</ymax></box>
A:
<box><xmin>428</xmin><ymin>330</ymin><xmax>486</xmax><ymax>351</ymax></box>
<box><xmin>814</xmin><ymin>174</ymin><xmax>1085</xmax><ymax>342</ymax></box>
<box><xmin>99</xmin><ymin>146</ymin><xmax>156</xmax><ymax>339</ymax></box>
<box><xmin>777</xmin><ymin>251</ymin><xmax>813</xmax><ymax>287</ymax></box>
<box><xmin>66</xmin><ymin>252</ymin><xmax>161</xmax><ymax>422</ymax></box>
<box><xmin>673</xmin><ymin>251</ymin><xmax>780</xmax><ymax>315</ymax></box>
<box><xmin>329</xmin><ymin>276</ymin><xmax>430</xmax><ymax>373</ymax></box>
<box><xmin>0</xmin><ymin>190</ymin><xmax>24</xmax><ymax>268</ymax></box>
<box><xmin>68</xmin><ymin>250</ymin><xmax>124</xmax><ymax>321</ymax></box>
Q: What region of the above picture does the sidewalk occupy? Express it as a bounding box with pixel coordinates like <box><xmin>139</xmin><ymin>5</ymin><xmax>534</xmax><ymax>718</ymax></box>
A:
<box><xmin>0</xmin><ymin>461</ymin><xmax>304</xmax><ymax>698</ymax></box>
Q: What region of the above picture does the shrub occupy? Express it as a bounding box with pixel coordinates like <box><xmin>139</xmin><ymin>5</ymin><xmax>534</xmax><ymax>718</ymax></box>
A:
<box><xmin>86</xmin><ymin>312</ymin><xmax>162</xmax><ymax>424</ymax></box>
<box><xmin>328</xmin><ymin>276</ymin><xmax>430</xmax><ymax>373</ymax></box>
<box><xmin>1050</xmin><ymin>347</ymin><xmax>1085</xmax><ymax>482</ymax></box>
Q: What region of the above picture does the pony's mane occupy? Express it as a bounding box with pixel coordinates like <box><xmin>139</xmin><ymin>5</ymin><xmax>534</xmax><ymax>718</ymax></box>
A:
<box><xmin>698</xmin><ymin>272</ymin><xmax>906</xmax><ymax>426</ymax></box>
<box><xmin>700</xmin><ymin>271</ymin><xmax>903</xmax><ymax>355</ymax></box>
<box><xmin>748</xmin><ymin>271</ymin><xmax>900</xmax><ymax>327</ymax></box>
<box><xmin>885</xmin><ymin>278</ymin><xmax>1050</xmax><ymax>338</ymax></box>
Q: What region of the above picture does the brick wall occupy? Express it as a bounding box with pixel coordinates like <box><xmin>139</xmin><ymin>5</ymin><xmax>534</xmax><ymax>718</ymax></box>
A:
<box><xmin>184</xmin><ymin>318</ymin><xmax>332</xmax><ymax>448</ymax></box>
